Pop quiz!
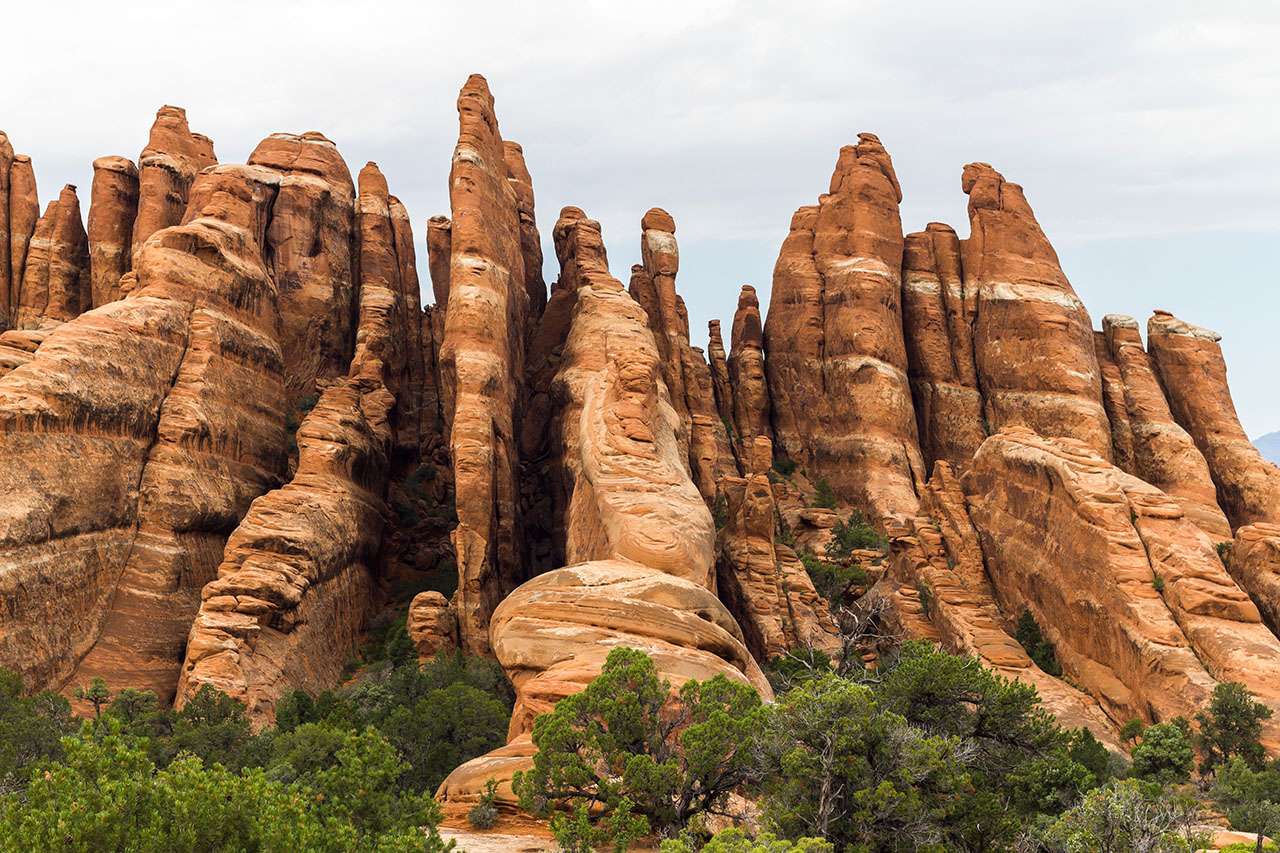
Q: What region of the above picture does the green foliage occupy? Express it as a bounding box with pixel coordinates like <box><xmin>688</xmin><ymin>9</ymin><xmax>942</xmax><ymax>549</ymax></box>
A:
<box><xmin>1121</xmin><ymin>718</ymin><xmax>1147</xmax><ymax>744</ymax></box>
<box><xmin>1219</xmin><ymin>844</ymin><xmax>1279</xmax><ymax>853</ymax></box>
<box><xmin>285</xmin><ymin>393</ymin><xmax>319</xmax><ymax>455</ymax></box>
<box><xmin>1045</xmin><ymin>779</ymin><xmax>1205</xmax><ymax>853</ymax></box>
<box><xmin>915</xmin><ymin>578</ymin><xmax>934</xmax><ymax>617</ymax></box>
<box><xmin>1217</xmin><ymin>541</ymin><xmax>1234</xmax><ymax>559</ymax></box>
<box><xmin>775</xmin><ymin>512</ymin><xmax>797</xmax><ymax>550</ymax></box>
<box><xmin>713</xmin><ymin>493</ymin><xmax>729</xmax><ymax>531</ymax></box>
<box><xmin>0</xmin><ymin>670</ymin><xmax>75</xmax><ymax>796</ymax></box>
<box><xmin>72</xmin><ymin>676</ymin><xmax>112</xmax><ymax>717</ymax></box>
<box><xmin>772</xmin><ymin>453</ymin><xmax>798</xmax><ymax>476</ymax></box>
<box><xmin>799</xmin><ymin>552</ymin><xmax>867</xmax><ymax>608</ymax></box>
<box><xmin>1194</xmin><ymin>681</ymin><xmax>1273</xmax><ymax>774</ymax></box>
<box><xmin>1069</xmin><ymin>727</ymin><xmax>1116</xmax><ymax>784</ymax></box>
<box><xmin>0</xmin><ymin>720</ymin><xmax>453</xmax><ymax>852</ymax></box>
<box><xmin>1210</xmin><ymin>757</ymin><xmax>1280</xmax><ymax>846</ymax></box>
<box><xmin>812</xmin><ymin>478</ymin><xmax>836</xmax><ymax>510</ymax></box>
<box><xmin>1152</xmin><ymin>575</ymin><xmax>1166</xmax><ymax>594</ymax></box>
<box><xmin>1015</xmin><ymin>608</ymin><xmax>1063</xmax><ymax>676</ymax></box>
<box><xmin>513</xmin><ymin>647</ymin><xmax>765</xmax><ymax>842</ymax></box>
<box><xmin>1131</xmin><ymin>719</ymin><xmax>1195</xmax><ymax>784</ymax></box>
<box><xmin>660</xmin><ymin>828</ymin><xmax>834</xmax><ymax>852</ymax></box>
<box><xmin>825</xmin><ymin>509</ymin><xmax>887</xmax><ymax>559</ymax></box>
<box><xmin>981</xmin><ymin>418</ymin><xmax>993</xmax><ymax>436</ymax></box>
<box><xmin>467</xmin><ymin>778</ymin><xmax>501</xmax><ymax>830</ymax></box>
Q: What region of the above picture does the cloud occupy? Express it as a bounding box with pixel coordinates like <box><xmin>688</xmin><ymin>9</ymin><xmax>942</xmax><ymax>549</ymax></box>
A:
<box><xmin>7</xmin><ymin>0</ymin><xmax>1279</xmax><ymax>432</ymax></box>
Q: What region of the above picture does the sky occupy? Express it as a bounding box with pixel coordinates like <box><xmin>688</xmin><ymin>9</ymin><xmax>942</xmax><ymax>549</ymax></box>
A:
<box><xmin>6</xmin><ymin>1</ymin><xmax>1279</xmax><ymax>434</ymax></box>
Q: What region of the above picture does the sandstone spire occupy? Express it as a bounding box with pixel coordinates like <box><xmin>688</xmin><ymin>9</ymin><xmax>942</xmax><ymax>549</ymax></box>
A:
<box><xmin>87</xmin><ymin>156</ymin><xmax>139</xmax><ymax>308</ymax></box>
<box><xmin>132</xmin><ymin>106</ymin><xmax>216</xmax><ymax>260</ymax></box>
<box><xmin>1148</xmin><ymin>310</ymin><xmax>1280</xmax><ymax>530</ymax></box>
<box><xmin>727</xmin><ymin>285</ymin><xmax>771</xmax><ymax>446</ymax></box>
<box><xmin>962</xmin><ymin>162</ymin><xmax>1111</xmax><ymax>458</ymax></box>
<box><xmin>7</xmin><ymin>155</ymin><xmax>38</xmax><ymax>324</ymax></box>
<box><xmin>764</xmin><ymin>134</ymin><xmax>924</xmax><ymax>522</ymax></box>
<box><xmin>12</xmin><ymin>185</ymin><xmax>90</xmax><ymax>329</ymax></box>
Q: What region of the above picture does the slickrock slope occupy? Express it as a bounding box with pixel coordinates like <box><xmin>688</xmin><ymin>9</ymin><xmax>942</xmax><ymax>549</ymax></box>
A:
<box><xmin>87</xmin><ymin>156</ymin><xmax>139</xmax><ymax>308</ymax></box>
<box><xmin>439</xmin><ymin>208</ymin><xmax>768</xmax><ymax>815</ymax></box>
<box><xmin>1148</xmin><ymin>311</ymin><xmax>1280</xmax><ymax>530</ymax></box>
<box><xmin>175</xmin><ymin>162</ymin><xmax>420</xmax><ymax>721</ymax></box>
<box><xmin>875</xmin><ymin>461</ymin><xmax>1120</xmax><ymax>743</ymax></box>
<box><xmin>247</xmin><ymin>133</ymin><xmax>357</xmax><ymax>399</ymax></box>
<box><xmin>132</xmin><ymin>106</ymin><xmax>216</xmax><ymax>261</ymax></box>
<box><xmin>764</xmin><ymin>135</ymin><xmax>924</xmax><ymax>523</ymax></box>
<box><xmin>1102</xmin><ymin>314</ymin><xmax>1231</xmax><ymax>541</ymax></box>
<box><xmin>11</xmin><ymin>185</ymin><xmax>90</xmax><ymax>329</ymax></box>
<box><xmin>961</xmin><ymin>163</ymin><xmax>1112</xmax><ymax>458</ymax></box>
<box><xmin>439</xmin><ymin>75</ymin><xmax>532</xmax><ymax>655</ymax></box>
<box><xmin>901</xmin><ymin>226</ymin><xmax>984</xmax><ymax>471</ymax></box>
<box><xmin>967</xmin><ymin>428</ymin><xmax>1280</xmax><ymax>740</ymax></box>
<box><xmin>0</xmin><ymin>164</ymin><xmax>284</xmax><ymax>698</ymax></box>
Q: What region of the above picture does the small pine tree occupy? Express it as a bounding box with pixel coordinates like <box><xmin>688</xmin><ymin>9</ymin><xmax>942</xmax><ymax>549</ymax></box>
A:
<box><xmin>1195</xmin><ymin>682</ymin><xmax>1273</xmax><ymax>774</ymax></box>
<box><xmin>73</xmin><ymin>677</ymin><xmax>112</xmax><ymax>718</ymax></box>
<box><xmin>813</xmin><ymin>478</ymin><xmax>837</xmax><ymax>510</ymax></box>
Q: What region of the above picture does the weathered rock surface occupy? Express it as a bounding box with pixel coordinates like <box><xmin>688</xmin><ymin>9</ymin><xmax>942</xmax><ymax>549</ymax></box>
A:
<box><xmin>1102</xmin><ymin>314</ymin><xmax>1231</xmax><ymax>541</ymax></box>
<box><xmin>727</xmin><ymin>285</ymin><xmax>770</xmax><ymax>447</ymax></box>
<box><xmin>0</xmin><ymin>133</ymin><xmax>13</xmax><ymax>326</ymax></box>
<box><xmin>1227</xmin><ymin>524</ymin><xmax>1280</xmax><ymax>638</ymax></box>
<box><xmin>7</xmin><ymin>154</ymin><xmax>39</xmax><ymax>325</ymax></box>
<box><xmin>718</xmin><ymin>436</ymin><xmax>839</xmax><ymax>660</ymax></box>
<box><xmin>132</xmin><ymin>106</ymin><xmax>216</xmax><ymax>261</ymax></box>
<box><xmin>87</xmin><ymin>156</ymin><xmax>139</xmax><ymax>309</ymax></box>
<box><xmin>962</xmin><ymin>163</ymin><xmax>1112</xmax><ymax>458</ymax></box>
<box><xmin>966</xmin><ymin>427</ymin><xmax>1280</xmax><ymax>741</ymax></box>
<box><xmin>407</xmin><ymin>591</ymin><xmax>459</xmax><ymax>661</ymax></box>
<box><xmin>901</xmin><ymin>226</ymin><xmax>984</xmax><ymax>471</ymax></box>
<box><xmin>1093</xmin><ymin>330</ymin><xmax>1135</xmax><ymax>474</ymax></box>
<box><xmin>1148</xmin><ymin>311</ymin><xmax>1280</xmax><ymax>530</ymax></box>
<box><xmin>0</xmin><ymin>164</ymin><xmax>284</xmax><ymax>701</ymax></box>
<box><xmin>12</xmin><ymin>185</ymin><xmax>90</xmax><ymax>329</ymax></box>
<box><xmin>764</xmin><ymin>135</ymin><xmax>924</xmax><ymax>523</ymax></box>
<box><xmin>439</xmin><ymin>75</ymin><xmax>530</xmax><ymax>655</ymax></box>
<box><xmin>247</xmin><ymin>133</ymin><xmax>357</xmax><ymax>399</ymax></box>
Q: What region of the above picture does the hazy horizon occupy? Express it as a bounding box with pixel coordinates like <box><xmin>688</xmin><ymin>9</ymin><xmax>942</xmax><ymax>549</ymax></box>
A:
<box><xmin>7</xmin><ymin>1</ymin><xmax>1277</xmax><ymax>435</ymax></box>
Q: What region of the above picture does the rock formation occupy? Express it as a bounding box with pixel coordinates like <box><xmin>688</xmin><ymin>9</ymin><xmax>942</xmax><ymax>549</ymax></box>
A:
<box><xmin>967</xmin><ymin>428</ymin><xmax>1280</xmax><ymax>741</ymax></box>
<box><xmin>247</xmin><ymin>132</ymin><xmax>357</xmax><ymax>400</ymax></box>
<box><xmin>901</xmin><ymin>225</ymin><xmax>984</xmax><ymax>471</ymax></box>
<box><xmin>1102</xmin><ymin>314</ymin><xmax>1231</xmax><ymax>541</ymax></box>
<box><xmin>1227</xmin><ymin>524</ymin><xmax>1280</xmax><ymax>637</ymax></box>
<box><xmin>132</xmin><ymin>106</ymin><xmax>216</xmax><ymax>261</ymax></box>
<box><xmin>764</xmin><ymin>135</ymin><xmax>924</xmax><ymax>523</ymax></box>
<box><xmin>961</xmin><ymin>163</ymin><xmax>1112</xmax><ymax>458</ymax></box>
<box><xmin>1148</xmin><ymin>311</ymin><xmax>1280</xmax><ymax>530</ymax></box>
<box><xmin>7</xmin><ymin>154</ymin><xmax>39</xmax><ymax>325</ymax></box>
<box><xmin>0</xmin><ymin>133</ymin><xmax>12</xmax><ymax>326</ymax></box>
<box><xmin>87</xmin><ymin>156</ymin><xmax>140</xmax><ymax>308</ymax></box>
<box><xmin>438</xmin><ymin>75</ymin><xmax>532</xmax><ymax>655</ymax></box>
<box><xmin>11</xmin><ymin>185</ymin><xmax>90</xmax><ymax>329</ymax></box>
<box><xmin>726</xmin><ymin>285</ymin><xmax>771</xmax><ymax>448</ymax></box>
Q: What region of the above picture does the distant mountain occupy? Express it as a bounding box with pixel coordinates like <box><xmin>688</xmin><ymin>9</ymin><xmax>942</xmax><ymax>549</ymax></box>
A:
<box><xmin>1254</xmin><ymin>430</ymin><xmax>1280</xmax><ymax>464</ymax></box>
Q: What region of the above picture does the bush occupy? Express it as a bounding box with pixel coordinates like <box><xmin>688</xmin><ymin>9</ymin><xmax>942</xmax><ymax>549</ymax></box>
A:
<box><xmin>772</xmin><ymin>453</ymin><xmax>797</xmax><ymax>476</ymax></box>
<box><xmin>812</xmin><ymin>478</ymin><xmax>836</xmax><ymax>510</ymax></box>
<box><xmin>1046</xmin><ymin>779</ymin><xmax>1207</xmax><ymax>853</ymax></box>
<box><xmin>1015</xmin><ymin>608</ymin><xmax>1062</xmax><ymax>677</ymax></box>
<box><xmin>799</xmin><ymin>552</ymin><xmax>868</xmax><ymax>608</ymax></box>
<box><xmin>1195</xmin><ymin>682</ymin><xmax>1273</xmax><ymax>774</ymax></box>
<box><xmin>713</xmin><ymin>493</ymin><xmax>729</xmax><ymax>531</ymax></box>
<box><xmin>1131</xmin><ymin>719</ymin><xmax>1195</xmax><ymax>784</ymax></box>
<box><xmin>915</xmin><ymin>578</ymin><xmax>934</xmax><ymax>617</ymax></box>
<box><xmin>825</xmin><ymin>509</ymin><xmax>887</xmax><ymax>558</ymax></box>
<box><xmin>661</xmin><ymin>828</ymin><xmax>833</xmax><ymax>852</ymax></box>
<box><xmin>467</xmin><ymin>778</ymin><xmax>501</xmax><ymax>830</ymax></box>
<box><xmin>513</xmin><ymin>647</ymin><xmax>764</xmax><ymax>842</ymax></box>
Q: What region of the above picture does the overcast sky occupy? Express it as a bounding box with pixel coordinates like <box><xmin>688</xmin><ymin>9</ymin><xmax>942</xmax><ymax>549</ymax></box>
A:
<box><xmin>6</xmin><ymin>1</ymin><xmax>1279</xmax><ymax>435</ymax></box>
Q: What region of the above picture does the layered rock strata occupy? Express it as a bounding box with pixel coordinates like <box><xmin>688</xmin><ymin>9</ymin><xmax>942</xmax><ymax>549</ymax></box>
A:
<box><xmin>87</xmin><ymin>156</ymin><xmax>140</xmax><ymax>308</ymax></box>
<box><xmin>901</xmin><ymin>225</ymin><xmax>984</xmax><ymax>471</ymax></box>
<box><xmin>0</xmin><ymin>164</ymin><xmax>285</xmax><ymax>699</ymax></box>
<box><xmin>961</xmin><ymin>163</ymin><xmax>1112</xmax><ymax>458</ymax></box>
<box><xmin>1148</xmin><ymin>311</ymin><xmax>1280</xmax><ymax>530</ymax></box>
<box><xmin>764</xmin><ymin>135</ymin><xmax>924</xmax><ymax>522</ymax></box>
<box><xmin>439</xmin><ymin>75</ymin><xmax>531</xmax><ymax>655</ymax></box>
<box><xmin>966</xmin><ymin>427</ymin><xmax>1280</xmax><ymax>741</ymax></box>
<box><xmin>1102</xmin><ymin>314</ymin><xmax>1231</xmax><ymax>541</ymax></box>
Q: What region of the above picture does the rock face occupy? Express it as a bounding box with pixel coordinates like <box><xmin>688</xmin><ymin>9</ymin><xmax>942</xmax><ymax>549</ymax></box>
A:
<box><xmin>438</xmin><ymin>75</ymin><xmax>531</xmax><ymax>656</ymax></box>
<box><xmin>0</xmin><ymin>133</ymin><xmax>13</xmax><ymax>326</ymax></box>
<box><xmin>726</xmin><ymin>285</ymin><xmax>771</xmax><ymax>447</ymax></box>
<box><xmin>87</xmin><ymin>156</ymin><xmax>140</xmax><ymax>308</ymax></box>
<box><xmin>1148</xmin><ymin>311</ymin><xmax>1280</xmax><ymax>530</ymax></box>
<box><xmin>7</xmin><ymin>154</ymin><xmax>39</xmax><ymax>325</ymax></box>
<box><xmin>764</xmin><ymin>135</ymin><xmax>924</xmax><ymax>523</ymax></box>
<box><xmin>175</xmin><ymin>161</ymin><xmax>419</xmax><ymax>722</ymax></box>
<box><xmin>132</xmin><ymin>106</ymin><xmax>216</xmax><ymax>261</ymax></box>
<box><xmin>247</xmin><ymin>133</ymin><xmax>357</xmax><ymax>400</ymax></box>
<box><xmin>961</xmin><ymin>163</ymin><xmax>1112</xmax><ymax>458</ymax></box>
<box><xmin>439</xmin><ymin>208</ymin><xmax>769</xmax><ymax>813</ymax></box>
<box><xmin>1228</xmin><ymin>524</ymin><xmax>1280</xmax><ymax>637</ymax></box>
<box><xmin>0</xmin><ymin>164</ymin><xmax>285</xmax><ymax>700</ymax></box>
<box><xmin>11</xmin><ymin>185</ymin><xmax>90</xmax><ymax>329</ymax></box>
<box><xmin>901</xmin><ymin>225</ymin><xmax>984</xmax><ymax>471</ymax></box>
<box><xmin>1102</xmin><ymin>314</ymin><xmax>1231</xmax><ymax>541</ymax></box>
<box><xmin>966</xmin><ymin>428</ymin><xmax>1280</xmax><ymax>741</ymax></box>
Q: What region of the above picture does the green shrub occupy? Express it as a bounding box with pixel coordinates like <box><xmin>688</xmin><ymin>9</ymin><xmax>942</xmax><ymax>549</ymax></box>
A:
<box><xmin>713</xmin><ymin>493</ymin><xmax>729</xmax><ymax>531</ymax></box>
<box><xmin>467</xmin><ymin>778</ymin><xmax>501</xmax><ymax>830</ymax></box>
<box><xmin>826</xmin><ymin>509</ymin><xmax>887</xmax><ymax>558</ymax></box>
<box><xmin>772</xmin><ymin>453</ymin><xmax>798</xmax><ymax>476</ymax></box>
<box><xmin>1131</xmin><ymin>719</ymin><xmax>1195</xmax><ymax>784</ymax></box>
<box><xmin>915</xmin><ymin>578</ymin><xmax>934</xmax><ymax>617</ymax></box>
<box><xmin>813</xmin><ymin>478</ymin><xmax>836</xmax><ymax>510</ymax></box>
<box><xmin>1015</xmin><ymin>608</ymin><xmax>1062</xmax><ymax>677</ymax></box>
<box><xmin>800</xmin><ymin>552</ymin><xmax>868</xmax><ymax>607</ymax></box>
